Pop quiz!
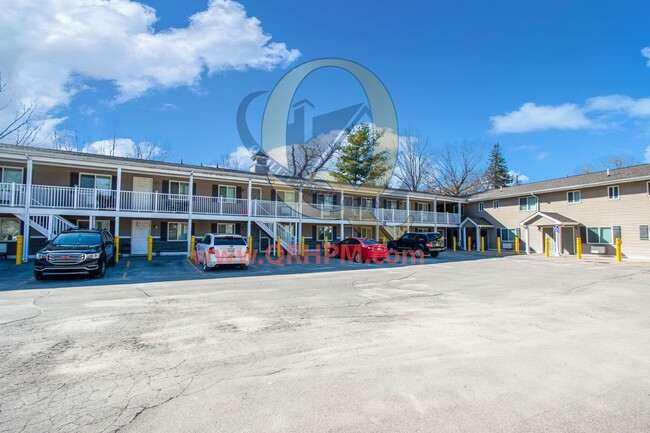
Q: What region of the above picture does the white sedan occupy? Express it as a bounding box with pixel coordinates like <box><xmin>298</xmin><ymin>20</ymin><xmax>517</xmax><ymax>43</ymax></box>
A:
<box><xmin>195</xmin><ymin>234</ymin><xmax>250</xmax><ymax>271</ymax></box>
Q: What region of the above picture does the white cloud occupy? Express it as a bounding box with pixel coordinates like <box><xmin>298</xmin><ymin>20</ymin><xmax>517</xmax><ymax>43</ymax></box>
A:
<box><xmin>490</xmin><ymin>102</ymin><xmax>592</xmax><ymax>133</ymax></box>
<box><xmin>536</xmin><ymin>152</ymin><xmax>551</xmax><ymax>160</ymax></box>
<box><xmin>0</xmin><ymin>0</ymin><xmax>299</xmax><ymax>144</ymax></box>
<box><xmin>508</xmin><ymin>170</ymin><xmax>529</xmax><ymax>184</ymax></box>
<box><xmin>641</xmin><ymin>47</ymin><xmax>650</xmax><ymax>66</ymax></box>
<box><xmin>83</xmin><ymin>138</ymin><xmax>165</xmax><ymax>159</ymax></box>
<box><xmin>585</xmin><ymin>94</ymin><xmax>650</xmax><ymax>117</ymax></box>
<box><xmin>645</xmin><ymin>145</ymin><xmax>650</xmax><ymax>163</ymax></box>
<box><xmin>221</xmin><ymin>145</ymin><xmax>253</xmax><ymax>170</ymax></box>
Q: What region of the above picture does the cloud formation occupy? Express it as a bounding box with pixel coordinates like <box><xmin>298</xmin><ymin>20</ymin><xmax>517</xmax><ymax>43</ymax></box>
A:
<box><xmin>490</xmin><ymin>102</ymin><xmax>593</xmax><ymax>133</ymax></box>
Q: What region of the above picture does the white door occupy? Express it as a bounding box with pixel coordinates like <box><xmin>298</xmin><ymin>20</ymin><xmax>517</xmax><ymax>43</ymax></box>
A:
<box><xmin>133</xmin><ymin>177</ymin><xmax>153</xmax><ymax>211</ymax></box>
<box><xmin>131</xmin><ymin>220</ymin><xmax>151</xmax><ymax>255</ymax></box>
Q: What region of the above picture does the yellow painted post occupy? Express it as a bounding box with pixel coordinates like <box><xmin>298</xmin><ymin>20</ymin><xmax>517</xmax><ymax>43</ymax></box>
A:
<box><xmin>481</xmin><ymin>236</ymin><xmax>485</xmax><ymax>253</ymax></box>
<box><xmin>381</xmin><ymin>236</ymin><xmax>386</xmax><ymax>245</ymax></box>
<box><xmin>15</xmin><ymin>235</ymin><xmax>23</xmax><ymax>265</ymax></box>
<box><xmin>497</xmin><ymin>237</ymin><xmax>501</xmax><ymax>254</ymax></box>
<box><xmin>616</xmin><ymin>238</ymin><xmax>622</xmax><ymax>262</ymax></box>
<box><xmin>147</xmin><ymin>235</ymin><xmax>153</xmax><ymax>261</ymax></box>
<box><xmin>515</xmin><ymin>237</ymin><xmax>520</xmax><ymax>255</ymax></box>
<box><xmin>301</xmin><ymin>236</ymin><xmax>305</xmax><ymax>256</ymax></box>
<box><xmin>545</xmin><ymin>237</ymin><xmax>550</xmax><ymax>257</ymax></box>
<box><xmin>115</xmin><ymin>236</ymin><xmax>120</xmax><ymax>263</ymax></box>
<box><xmin>576</xmin><ymin>237</ymin><xmax>581</xmax><ymax>260</ymax></box>
<box><xmin>277</xmin><ymin>236</ymin><xmax>282</xmax><ymax>258</ymax></box>
<box><xmin>468</xmin><ymin>236</ymin><xmax>472</xmax><ymax>252</ymax></box>
<box><xmin>190</xmin><ymin>235</ymin><xmax>196</xmax><ymax>260</ymax></box>
<box><xmin>453</xmin><ymin>236</ymin><xmax>456</xmax><ymax>252</ymax></box>
<box><xmin>324</xmin><ymin>236</ymin><xmax>329</xmax><ymax>255</ymax></box>
<box><xmin>248</xmin><ymin>235</ymin><xmax>253</xmax><ymax>256</ymax></box>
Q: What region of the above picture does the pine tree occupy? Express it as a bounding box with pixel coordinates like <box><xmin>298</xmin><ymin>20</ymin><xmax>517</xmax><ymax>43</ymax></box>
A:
<box><xmin>485</xmin><ymin>143</ymin><xmax>512</xmax><ymax>189</ymax></box>
<box><xmin>332</xmin><ymin>123</ymin><xmax>390</xmax><ymax>186</ymax></box>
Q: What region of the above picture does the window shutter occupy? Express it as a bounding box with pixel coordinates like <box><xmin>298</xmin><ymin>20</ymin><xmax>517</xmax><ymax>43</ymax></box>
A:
<box><xmin>311</xmin><ymin>226</ymin><xmax>316</xmax><ymax>239</ymax></box>
<box><xmin>271</xmin><ymin>190</ymin><xmax>277</xmax><ymax>201</ymax></box>
<box><xmin>211</xmin><ymin>223</ymin><xmax>219</xmax><ymax>233</ymax></box>
<box><xmin>640</xmin><ymin>225</ymin><xmax>649</xmax><ymax>241</ymax></box>
<box><xmin>69</xmin><ymin>172</ymin><xmax>79</xmax><ymax>187</ymax></box>
<box><xmin>109</xmin><ymin>220</ymin><xmax>115</xmax><ymax>235</ymax></box>
<box><xmin>212</xmin><ymin>185</ymin><xmax>219</xmax><ymax>197</ymax></box>
<box><xmin>312</xmin><ymin>193</ymin><xmax>317</xmax><ymax>203</ymax></box>
<box><xmin>236</xmin><ymin>187</ymin><xmax>242</xmax><ymax>199</ymax></box>
<box><xmin>613</xmin><ymin>225</ymin><xmax>622</xmax><ymax>241</ymax></box>
<box><xmin>160</xmin><ymin>222</ymin><xmax>168</xmax><ymax>241</ymax></box>
<box><xmin>192</xmin><ymin>183</ymin><xmax>197</xmax><ymax>196</ymax></box>
<box><xmin>333</xmin><ymin>226</ymin><xmax>337</xmax><ymax>240</ymax></box>
<box><xmin>579</xmin><ymin>226</ymin><xmax>587</xmax><ymax>241</ymax></box>
<box><xmin>111</xmin><ymin>176</ymin><xmax>117</xmax><ymax>191</ymax></box>
<box><xmin>162</xmin><ymin>180</ymin><xmax>169</xmax><ymax>194</ymax></box>
<box><xmin>383</xmin><ymin>199</ymin><xmax>387</xmax><ymax>208</ymax></box>
<box><xmin>235</xmin><ymin>223</ymin><xmax>242</xmax><ymax>234</ymax></box>
<box><xmin>191</xmin><ymin>222</ymin><xmax>196</xmax><ymax>236</ymax></box>
<box><xmin>332</xmin><ymin>194</ymin><xmax>338</xmax><ymax>205</ymax></box>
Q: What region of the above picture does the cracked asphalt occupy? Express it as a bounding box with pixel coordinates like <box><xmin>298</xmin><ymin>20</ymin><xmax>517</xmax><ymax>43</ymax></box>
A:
<box><xmin>0</xmin><ymin>254</ymin><xmax>649</xmax><ymax>432</ymax></box>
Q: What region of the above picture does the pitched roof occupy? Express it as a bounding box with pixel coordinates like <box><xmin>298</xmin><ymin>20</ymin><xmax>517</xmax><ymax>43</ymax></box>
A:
<box><xmin>520</xmin><ymin>212</ymin><xmax>579</xmax><ymax>226</ymax></box>
<box><xmin>468</xmin><ymin>164</ymin><xmax>650</xmax><ymax>201</ymax></box>
<box><xmin>461</xmin><ymin>217</ymin><xmax>494</xmax><ymax>227</ymax></box>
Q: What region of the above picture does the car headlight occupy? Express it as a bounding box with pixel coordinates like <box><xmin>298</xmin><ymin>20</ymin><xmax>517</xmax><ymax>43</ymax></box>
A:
<box><xmin>36</xmin><ymin>253</ymin><xmax>46</xmax><ymax>259</ymax></box>
<box><xmin>86</xmin><ymin>252</ymin><xmax>101</xmax><ymax>259</ymax></box>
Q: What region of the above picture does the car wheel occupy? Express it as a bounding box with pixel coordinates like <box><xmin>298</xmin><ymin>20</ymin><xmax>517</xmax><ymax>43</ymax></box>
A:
<box><xmin>430</xmin><ymin>251</ymin><xmax>439</xmax><ymax>258</ymax></box>
<box><xmin>240</xmin><ymin>264</ymin><xmax>248</xmax><ymax>270</ymax></box>
<box><xmin>414</xmin><ymin>248</ymin><xmax>424</xmax><ymax>259</ymax></box>
<box><xmin>202</xmin><ymin>261</ymin><xmax>210</xmax><ymax>272</ymax></box>
<box><xmin>354</xmin><ymin>252</ymin><xmax>361</xmax><ymax>263</ymax></box>
<box><xmin>94</xmin><ymin>259</ymin><xmax>106</xmax><ymax>279</ymax></box>
<box><xmin>34</xmin><ymin>271</ymin><xmax>45</xmax><ymax>281</ymax></box>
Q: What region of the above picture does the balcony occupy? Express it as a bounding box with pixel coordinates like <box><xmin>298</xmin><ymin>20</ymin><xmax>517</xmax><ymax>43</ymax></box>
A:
<box><xmin>0</xmin><ymin>183</ymin><xmax>460</xmax><ymax>225</ymax></box>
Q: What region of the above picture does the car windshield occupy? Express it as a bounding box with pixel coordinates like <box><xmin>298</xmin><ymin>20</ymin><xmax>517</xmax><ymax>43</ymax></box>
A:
<box><xmin>426</xmin><ymin>233</ymin><xmax>442</xmax><ymax>240</ymax></box>
<box><xmin>362</xmin><ymin>239</ymin><xmax>381</xmax><ymax>245</ymax></box>
<box><xmin>213</xmin><ymin>237</ymin><xmax>246</xmax><ymax>246</ymax></box>
<box><xmin>52</xmin><ymin>233</ymin><xmax>101</xmax><ymax>246</ymax></box>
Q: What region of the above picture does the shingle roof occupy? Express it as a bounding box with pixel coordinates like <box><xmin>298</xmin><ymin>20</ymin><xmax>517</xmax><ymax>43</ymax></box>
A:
<box><xmin>468</xmin><ymin>164</ymin><xmax>650</xmax><ymax>201</ymax></box>
<box><xmin>461</xmin><ymin>217</ymin><xmax>494</xmax><ymax>227</ymax></box>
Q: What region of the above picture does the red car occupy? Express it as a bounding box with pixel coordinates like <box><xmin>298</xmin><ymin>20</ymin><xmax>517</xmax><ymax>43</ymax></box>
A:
<box><xmin>329</xmin><ymin>238</ymin><xmax>388</xmax><ymax>263</ymax></box>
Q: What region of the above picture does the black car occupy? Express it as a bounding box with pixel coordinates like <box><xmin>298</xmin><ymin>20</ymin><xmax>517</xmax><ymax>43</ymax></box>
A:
<box><xmin>34</xmin><ymin>229</ymin><xmax>116</xmax><ymax>280</ymax></box>
<box><xmin>387</xmin><ymin>232</ymin><xmax>446</xmax><ymax>258</ymax></box>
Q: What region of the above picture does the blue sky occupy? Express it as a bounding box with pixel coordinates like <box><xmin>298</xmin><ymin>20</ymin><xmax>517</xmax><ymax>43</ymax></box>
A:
<box><xmin>2</xmin><ymin>0</ymin><xmax>650</xmax><ymax>182</ymax></box>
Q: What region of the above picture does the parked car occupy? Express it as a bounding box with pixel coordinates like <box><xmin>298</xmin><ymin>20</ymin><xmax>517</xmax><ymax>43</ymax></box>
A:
<box><xmin>34</xmin><ymin>229</ymin><xmax>116</xmax><ymax>280</ymax></box>
<box><xmin>328</xmin><ymin>237</ymin><xmax>389</xmax><ymax>263</ymax></box>
<box><xmin>195</xmin><ymin>233</ymin><xmax>249</xmax><ymax>271</ymax></box>
<box><xmin>387</xmin><ymin>232</ymin><xmax>446</xmax><ymax>258</ymax></box>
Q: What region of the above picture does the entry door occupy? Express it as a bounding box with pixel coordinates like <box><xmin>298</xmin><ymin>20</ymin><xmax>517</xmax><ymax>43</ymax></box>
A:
<box><xmin>542</xmin><ymin>228</ymin><xmax>556</xmax><ymax>255</ymax></box>
<box><xmin>133</xmin><ymin>177</ymin><xmax>153</xmax><ymax>211</ymax></box>
<box><xmin>131</xmin><ymin>220</ymin><xmax>151</xmax><ymax>255</ymax></box>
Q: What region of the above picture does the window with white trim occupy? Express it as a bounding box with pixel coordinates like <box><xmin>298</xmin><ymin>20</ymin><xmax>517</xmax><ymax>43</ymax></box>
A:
<box><xmin>276</xmin><ymin>190</ymin><xmax>296</xmax><ymax>203</ymax></box>
<box><xmin>80</xmin><ymin>173</ymin><xmax>112</xmax><ymax>190</ymax></box>
<box><xmin>77</xmin><ymin>219</ymin><xmax>110</xmax><ymax>230</ymax></box>
<box><xmin>478</xmin><ymin>202</ymin><xmax>484</xmax><ymax>212</ymax></box>
<box><xmin>168</xmin><ymin>222</ymin><xmax>188</xmax><ymax>241</ymax></box>
<box><xmin>519</xmin><ymin>196</ymin><xmax>537</xmax><ymax>211</ymax></box>
<box><xmin>362</xmin><ymin>198</ymin><xmax>373</xmax><ymax>208</ymax></box>
<box><xmin>587</xmin><ymin>226</ymin><xmax>613</xmax><ymax>244</ymax></box>
<box><xmin>385</xmin><ymin>199</ymin><xmax>397</xmax><ymax>209</ymax></box>
<box><xmin>567</xmin><ymin>190</ymin><xmax>581</xmax><ymax>204</ymax></box>
<box><xmin>170</xmin><ymin>181</ymin><xmax>189</xmax><ymax>195</ymax></box>
<box><xmin>640</xmin><ymin>225</ymin><xmax>649</xmax><ymax>241</ymax></box>
<box><xmin>316</xmin><ymin>194</ymin><xmax>333</xmax><ymax>206</ymax></box>
<box><xmin>416</xmin><ymin>202</ymin><xmax>429</xmax><ymax>212</ymax></box>
<box><xmin>0</xmin><ymin>218</ymin><xmax>20</xmax><ymax>240</ymax></box>
<box><xmin>500</xmin><ymin>228</ymin><xmax>516</xmax><ymax>242</ymax></box>
<box><xmin>218</xmin><ymin>185</ymin><xmax>236</xmax><ymax>198</ymax></box>
<box><xmin>216</xmin><ymin>223</ymin><xmax>235</xmax><ymax>234</ymax></box>
<box><xmin>1</xmin><ymin>166</ymin><xmax>23</xmax><ymax>184</ymax></box>
<box><xmin>317</xmin><ymin>225</ymin><xmax>333</xmax><ymax>241</ymax></box>
<box><xmin>607</xmin><ymin>185</ymin><xmax>619</xmax><ymax>200</ymax></box>
<box><xmin>493</xmin><ymin>200</ymin><xmax>499</xmax><ymax>210</ymax></box>
<box><xmin>360</xmin><ymin>227</ymin><xmax>373</xmax><ymax>238</ymax></box>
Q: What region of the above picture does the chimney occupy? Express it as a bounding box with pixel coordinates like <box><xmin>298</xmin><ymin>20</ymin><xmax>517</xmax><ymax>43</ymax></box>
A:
<box><xmin>607</xmin><ymin>168</ymin><xmax>610</xmax><ymax>176</ymax></box>
<box><xmin>250</xmin><ymin>151</ymin><xmax>269</xmax><ymax>174</ymax></box>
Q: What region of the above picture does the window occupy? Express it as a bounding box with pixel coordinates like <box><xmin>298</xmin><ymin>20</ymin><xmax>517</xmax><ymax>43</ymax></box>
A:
<box><xmin>216</xmin><ymin>223</ymin><xmax>235</xmax><ymax>234</ymax></box>
<box><xmin>500</xmin><ymin>228</ymin><xmax>516</xmax><ymax>242</ymax></box>
<box><xmin>168</xmin><ymin>222</ymin><xmax>188</xmax><ymax>241</ymax></box>
<box><xmin>1</xmin><ymin>167</ymin><xmax>23</xmax><ymax>184</ymax></box>
<box><xmin>608</xmin><ymin>185</ymin><xmax>619</xmax><ymax>200</ymax></box>
<box><xmin>646</xmin><ymin>182</ymin><xmax>649</xmax><ymax>196</ymax></box>
<box><xmin>276</xmin><ymin>190</ymin><xmax>296</xmax><ymax>203</ymax></box>
<box><xmin>170</xmin><ymin>181</ymin><xmax>190</xmax><ymax>195</ymax></box>
<box><xmin>316</xmin><ymin>194</ymin><xmax>333</xmax><ymax>206</ymax></box>
<box><xmin>317</xmin><ymin>225</ymin><xmax>333</xmax><ymax>241</ymax></box>
<box><xmin>478</xmin><ymin>202</ymin><xmax>484</xmax><ymax>212</ymax></box>
<box><xmin>385</xmin><ymin>199</ymin><xmax>397</xmax><ymax>209</ymax></box>
<box><xmin>218</xmin><ymin>185</ymin><xmax>236</xmax><ymax>198</ymax></box>
<box><xmin>640</xmin><ymin>225</ymin><xmax>649</xmax><ymax>241</ymax></box>
<box><xmin>80</xmin><ymin>173</ymin><xmax>112</xmax><ymax>190</ymax></box>
<box><xmin>519</xmin><ymin>196</ymin><xmax>537</xmax><ymax>211</ymax></box>
<box><xmin>360</xmin><ymin>227</ymin><xmax>374</xmax><ymax>238</ymax></box>
<box><xmin>567</xmin><ymin>190</ymin><xmax>581</xmax><ymax>204</ymax></box>
<box><xmin>362</xmin><ymin>198</ymin><xmax>373</xmax><ymax>208</ymax></box>
<box><xmin>493</xmin><ymin>200</ymin><xmax>499</xmax><ymax>210</ymax></box>
<box><xmin>77</xmin><ymin>219</ymin><xmax>110</xmax><ymax>230</ymax></box>
<box><xmin>0</xmin><ymin>218</ymin><xmax>20</xmax><ymax>240</ymax></box>
<box><xmin>587</xmin><ymin>226</ymin><xmax>614</xmax><ymax>244</ymax></box>
<box><xmin>416</xmin><ymin>202</ymin><xmax>429</xmax><ymax>212</ymax></box>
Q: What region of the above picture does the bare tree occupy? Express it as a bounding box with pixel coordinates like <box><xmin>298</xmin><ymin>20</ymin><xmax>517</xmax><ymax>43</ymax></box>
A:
<box><xmin>427</xmin><ymin>141</ymin><xmax>487</xmax><ymax>196</ymax></box>
<box><xmin>50</xmin><ymin>128</ymin><xmax>85</xmax><ymax>152</ymax></box>
<box><xmin>576</xmin><ymin>154</ymin><xmax>640</xmax><ymax>174</ymax></box>
<box><xmin>128</xmin><ymin>141</ymin><xmax>168</xmax><ymax>161</ymax></box>
<box><xmin>0</xmin><ymin>73</ymin><xmax>42</xmax><ymax>146</ymax></box>
<box><xmin>392</xmin><ymin>130</ymin><xmax>433</xmax><ymax>191</ymax></box>
<box><xmin>220</xmin><ymin>148</ymin><xmax>251</xmax><ymax>171</ymax></box>
<box><xmin>287</xmin><ymin>130</ymin><xmax>342</xmax><ymax>180</ymax></box>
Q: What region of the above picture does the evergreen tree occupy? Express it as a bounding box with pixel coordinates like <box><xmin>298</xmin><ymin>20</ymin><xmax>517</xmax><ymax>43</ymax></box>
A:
<box><xmin>332</xmin><ymin>123</ymin><xmax>390</xmax><ymax>186</ymax></box>
<box><xmin>485</xmin><ymin>143</ymin><xmax>512</xmax><ymax>189</ymax></box>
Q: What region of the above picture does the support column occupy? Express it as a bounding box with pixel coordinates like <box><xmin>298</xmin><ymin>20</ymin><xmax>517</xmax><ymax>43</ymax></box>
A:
<box><xmin>246</xmin><ymin>179</ymin><xmax>252</xmax><ymax>238</ymax></box>
<box><xmin>406</xmin><ymin>195</ymin><xmax>410</xmax><ymax>231</ymax></box>
<box><xmin>298</xmin><ymin>184</ymin><xmax>303</xmax><ymax>245</ymax></box>
<box><xmin>187</xmin><ymin>172</ymin><xmax>194</xmax><ymax>257</ymax></box>
<box><xmin>22</xmin><ymin>157</ymin><xmax>33</xmax><ymax>263</ymax></box>
<box><xmin>89</xmin><ymin>215</ymin><xmax>96</xmax><ymax>228</ymax></box>
<box><xmin>115</xmin><ymin>167</ymin><xmax>122</xmax><ymax>237</ymax></box>
<box><xmin>433</xmin><ymin>197</ymin><xmax>438</xmax><ymax>232</ymax></box>
<box><xmin>556</xmin><ymin>226</ymin><xmax>562</xmax><ymax>256</ymax></box>
<box><xmin>340</xmin><ymin>190</ymin><xmax>344</xmax><ymax>240</ymax></box>
<box><xmin>525</xmin><ymin>226</ymin><xmax>531</xmax><ymax>254</ymax></box>
<box><xmin>476</xmin><ymin>226</ymin><xmax>480</xmax><ymax>252</ymax></box>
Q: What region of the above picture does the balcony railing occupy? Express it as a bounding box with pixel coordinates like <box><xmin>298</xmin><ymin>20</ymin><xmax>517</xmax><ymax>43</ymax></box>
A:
<box><xmin>0</xmin><ymin>183</ymin><xmax>461</xmax><ymax>225</ymax></box>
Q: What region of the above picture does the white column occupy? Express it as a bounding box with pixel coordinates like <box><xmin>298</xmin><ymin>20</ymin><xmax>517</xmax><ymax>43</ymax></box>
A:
<box><xmin>115</xmin><ymin>167</ymin><xmax>122</xmax><ymax>237</ymax></box>
<box><xmin>187</xmin><ymin>172</ymin><xmax>194</xmax><ymax>257</ymax></box>
<box><xmin>22</xmin><ymin>157</ymin><xmax>33</xmax><ymax>263</ymax></box>
<box><xmin>433</xmin><ymin>197</ymin><xmax>438</xmax><ymax>232</ymax></box>
<box><xmin>406</xmin><ymin>195</ymin><xmax>410</xmax><ymax>230</ymax></box>
<box><xmin>298</xmin><ymin>184</ymin><xmax>303</xmax><ymax>244</ymax></box>
<box><xmin>476</xmin><ymin>226</ymin><xmax>480</xmax><ymax>251</ymax></box>
<box><xmin>246</xmin><ymin>179</ymin><xmax>252</xmax><ymax>238</ymax></box>
<box><xmin>375</xmin><ymin>192</ymin><xmax>380</xmax><ymax>240</ymax></box>
<box><xmin>556</xmin><ymin>226</ymin><xmax>562</xmax><ymax>256</ymax></box>
<box><xmin>525</xmin><ymin>226</ymin><xmax>531</xmax><ymax>254</ymax></box>
<box><xmin>339</xmin><ymin>190</ymin><xmax>344</xmax><ymax>240</ymax></box>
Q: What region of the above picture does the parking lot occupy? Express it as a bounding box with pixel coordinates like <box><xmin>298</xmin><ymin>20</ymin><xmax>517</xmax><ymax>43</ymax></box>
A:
<box><xmin>1</xmin><ymin>253</ymin><xmax>649</xmax><ymax>432</ymax></box>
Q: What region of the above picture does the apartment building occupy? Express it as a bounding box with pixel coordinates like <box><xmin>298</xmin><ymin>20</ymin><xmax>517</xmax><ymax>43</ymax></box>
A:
<box><xmin>0</xmin><ymin>144</ymin><xmax>462</xmax><ymax>261</ymax></box>
<box><xmin>465</xmin><ymin>165</ymin><xmax>650</xmax><ymax>258</ymax></box>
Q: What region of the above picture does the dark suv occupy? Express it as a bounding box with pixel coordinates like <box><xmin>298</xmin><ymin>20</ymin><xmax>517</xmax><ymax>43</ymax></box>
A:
<box><xmin>34</xmin><ymin>229</ymin><xmax>116</xmax><ymax>280</ymax></box>
<box><xmin>387</xmin><ymin>232</ymin><xmax>446</xmax><ymax>258</ymax></box>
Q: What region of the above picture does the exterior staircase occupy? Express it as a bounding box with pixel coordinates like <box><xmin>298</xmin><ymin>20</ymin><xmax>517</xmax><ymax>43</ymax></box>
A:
<box><xmin>14</xmin><ymin>214</ymin><xmax>76</xmax><ymax>239</ymax></box>
<box><xmin>255</xmin><ymin>221</ymin><xmax>298</xmax><ymax>255</ymax></box>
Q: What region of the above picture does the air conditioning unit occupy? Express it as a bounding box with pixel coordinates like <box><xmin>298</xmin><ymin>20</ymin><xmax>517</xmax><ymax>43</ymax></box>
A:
<box><xmin>590</xmin><ymin>245</ymin><xmax>606</xmax><ymax>254</ymax></box>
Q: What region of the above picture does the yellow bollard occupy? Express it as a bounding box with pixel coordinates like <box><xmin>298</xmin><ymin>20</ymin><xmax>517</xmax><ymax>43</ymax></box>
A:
<box><xmin>147</xmin><ymin>235</ymin><xmax>153</xmax><ymax>261</ymax></box>
<box><xmin>453</xmin><ymin>236</ymin><xmax>456</xmax><ymax>252</ymax></box>
<box><xmin>481</xmin><ymin>236</ymin><xmax>485</xmax><ymax>253</ymax></box>
<box><xmin>381</xmin><ymin>236</ymin><xmax>386</xmax><ymax>245</ymax></box>
<box><xmin>616</xmin><ymin>238</ymin><xmax>622</xmax><ymax>262</ymax></box>
<box><xmin>277</xmin><ymin>236</ymin><xmax>282</xmax><ymax>258</ymax></box>
<box><xmin>190</xmin><ymin>235</ymin><xmax>195</xmax><ymax>259</ymax></box>
<box><xmin>497</xmin><ymin>237</ymin><xmax>501</xmax><ymax>254</ymax></box>
<box><xmin>115</xmin><ymin>236</ymin><xmax>120</xmax><ymax>263</ymax></box>
<box><xmin>15</xmin><ymin>235</ymin><xmax>23</xmax><ymax>265</ymax></box>
<box><xmin>468</xmin><ymin>236</ymin><xmax>472</xmax><ymax>252</ymax></box>
<box><xmin>576</xmin><ymin>237</ymin><xmax>581</xmax><ymax>260</ymax></box>
<box><xmin>545</xmin><ymin>237</ymin><xmax>550</xmax><ymax>257</ymax></box>
<box><xmin>248</xmin><ymin>235</ymin><xmax>253</xmax><ymax>256</ymax></box>
<box><xmin>515</xmin><ymin>237</ymin><xmax>520</xmax><ymax>255</ymax></box>
<box><xmin>301</xmin><ymin>236</ymin><xmax>305</xmax><ymax>256</ymax></box>
<box><xmin>324</xmin><ymin>236</ymin><xmax>329</xmax><ymax>255</ymax></box>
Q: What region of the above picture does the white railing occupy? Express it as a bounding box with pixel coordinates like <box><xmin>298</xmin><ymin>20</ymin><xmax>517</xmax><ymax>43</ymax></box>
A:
<box><xmin>193</xmin><ymin>196</ymin><xmax>247</xmax><ymax>216</ymax></box>
<box><xmin>256</xmin><ymin>220</ymin><xmax>298</xmax><ymax>254</ymax></box>
<box><xmin>31</xmin><ymin>185</ymin><xmax>116</xmax><ymax>210</ymax></box>
<box><xmin>0</xmin><ymin>182</ymin><xmax>26</xmax><ymax>207</ymax></box>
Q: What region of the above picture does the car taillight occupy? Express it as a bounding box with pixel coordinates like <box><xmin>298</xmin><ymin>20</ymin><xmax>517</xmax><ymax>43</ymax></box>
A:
<box><xmin>208</xmin><ymin>247</ymin><xmax>215</xmax><ymax>255</ymax></box>
<box><xmin>425</xmin><ymin>242</ymin><xmax>431</xmax><ymax>247</ymax></box>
